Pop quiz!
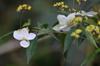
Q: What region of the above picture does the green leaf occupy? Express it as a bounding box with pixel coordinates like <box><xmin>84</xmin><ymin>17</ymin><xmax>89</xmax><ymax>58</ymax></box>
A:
<box><xmin>81</xmin><ymin>48</ymin><xmax>100</xmax><ymax>66</ymax></box>
<box><xmin>75</xmin><ymin>37</ymin><xmax>85</xmax><ymax>47</ymax></box>
<box><xmin>64</xmin><ymin>29</ymin><xmax>74</xmax><ymax>53</ymax></box>
<box><xmin>84</xmin><ymin>30</ymin><xmax>98</xmax><ymax>48</ymax></box>
<box><xmin>23</xmin><ymin>19</ymin><xmax>31</xmax><ymax>27</ymax></box>
<box><xmin>26</xmin><ymin>38</ymin><xmax>37</xmax><ymax>64</ymax></box>
<box><xmin>38</xmin><ymin>28</ymin><xmax>49</xmax><ymax>36</ymax></box>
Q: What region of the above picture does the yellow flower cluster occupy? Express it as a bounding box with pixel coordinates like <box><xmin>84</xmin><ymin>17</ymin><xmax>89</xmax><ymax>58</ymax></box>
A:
<box><xmin>86</xmin><ymin>25</ymin><xmax>100</xmax><ymax>39</ymax></box>
<box><xmin>70</xmin><ymin>16</ymin><xmax>83</xmax><ymax>26</ymax></box>
<box><xmin>71</xmin><ymin>29</ymin><xmax>82</xmax><ymax>38</ymax></box>
<box><xmin>86</xmin><ymin>25</ymin><xmax>100</xmax><ymax>33</ymax></box>
<box><xmin>53</xmin><ymin>2</ymin><xmax>68</xmax><ymax>11</ymax></box>
<box><xmin>74</xmin><ymin>16</ymin><xmax>83</xmax><ymax>23</ymax></box>
<box><xmin>86</xmin><ymin>25</ymin><xmax>95</xmax><ymax>32</ymax></box>
<box><xmin>16</xmin><ymin>4</ymin><xmax>32</xmax><ymax>12</ymax></box>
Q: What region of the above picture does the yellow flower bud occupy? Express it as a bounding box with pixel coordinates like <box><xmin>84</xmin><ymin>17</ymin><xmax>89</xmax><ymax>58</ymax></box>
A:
<box><xmin>60</xmin><ymin>2</ymin><xmax>64</xmax><ymax>5</ymax></box>
<box><xmin>98</xmin><ymin>21</ymin><xmax>100</xmax><ymax>25</ymax></box>
<box><xmin>53</xmin><ymin>4</ymin><xmax>57</xmax><ymax>6</ymax></box>
<box><xmin>74</xmin><ymin>17</ymin><xmax>83</xmax><ymax>23</ymax></box>
<box><xmin>57</xmin><ymin>2</ymin><xmax>61</xmax><ymax>6</ymax></box>
<box><xmin>71</xmin><ymin>32</ymin><xmax>76</xmax><ymax>37</ymax></box>
<box><xmin>28</xmin><ymin>6</ymin><xmax>32</xmax><ymax>10</ymax></box>
<box><xmin>75</xmin><ymin>34</ymin><xmax>80</xmax><ymax>38</ymax></box>
<box><xmin>16</xmin><ymin>6</ymin><xmax>22</xmax><ymax>12</ymax></box>
<box><xmin>71</xmin><ymin>32</ymin><xmax>80</xmax><ymax>38</ymax></box>
<box><xmin>75</xmin><ymin>29</ymin><xmax>82</xmax><ymax>34</ymax></box>
<box><xmin>53</xmin><ymin>1</ymin><xmax>68</xmax><ymax>11</ymax></box>
<box><xmin>86</xmin><ymin>25</ymin><xmax>95</xmax><ymax>32</ymax></box>
<box><xmin>22</xmin><ymin>4</ymin><xmax>27</xmax><ymax>8</ymax></box>
<box><xmin>64</xmin><ymin>5</ymin><xmax>68</xmax><ymax>8</ymax></box>
<box><xmin>95</xmin><ymin>26</ymin><xmax>100</xmax><ymax>33</ymax></box>
<box><xmin>16</xmin><ymin>4</ymin><xmax>32</xmax><ymax>12</ymax></box>
<box><xmin>61</xmin><ymin>5</ymin><xmax>65</xmax><ymax>8</ymax></box>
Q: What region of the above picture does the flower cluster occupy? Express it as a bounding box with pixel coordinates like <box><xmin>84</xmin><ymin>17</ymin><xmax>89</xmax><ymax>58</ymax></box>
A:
<box><xmin>13</xmin><ymin>27</ymin><xmax>36</xmax><ymax>48</ymax></box>
<box><xmin>86</xmin><ymin>25</ymin><xmax>100</xmax><ymax>39</ymax></box>
<box><xmin>86</xmin><ymin>25</ymin><xmax>96</xmax><ymax>32</ymax></box>
<box><xmin>16</xmin><ymin>4</ymin><xmax>32</xmax><ymax>12</ymax></box>
<box><xmin>53</xmin><ymin>1</ymin><xmax>68</xmax><ymax>11</ymax></box>
<box><xmin>70</xmin><ymin>16</ymin><xmax>83</xmax><ymax>26</ymax></box>
<box><xmin>71</xmin><ymin>29</ymin><xmax>82</xmax><ymax>38</ymax></box>
<box><xmin>86</xmin><ymin>25</ymin><xmax>100</xmax><ymax>34</ymax></box>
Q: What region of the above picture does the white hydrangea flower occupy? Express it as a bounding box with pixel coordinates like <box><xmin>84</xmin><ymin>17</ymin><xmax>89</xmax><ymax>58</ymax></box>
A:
<box><xmin>53</xmin><ymin>13</ymin><xmax>76</xmax><ymax>32</ymax></box>
<box><xmin>13</xmin><ymin>27</ymin><xmax>36</xmax><ymax>48</ymax></box>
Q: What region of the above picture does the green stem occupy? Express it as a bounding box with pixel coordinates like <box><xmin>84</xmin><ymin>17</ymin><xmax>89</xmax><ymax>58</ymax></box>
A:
<box><xmin>0</xmin><ymin>31</ymin><xmax>13</xmax><ymax>40</ymax></box>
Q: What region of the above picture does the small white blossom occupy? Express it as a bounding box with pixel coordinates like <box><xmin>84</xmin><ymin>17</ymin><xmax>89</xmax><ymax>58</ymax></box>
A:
<box><xmin>53</xmin><ymin>10</ymin><xmax>97</xmax><ymax>32</ymax></box>
<box><xmin>13</xmin><ymin>27</ymin><xmax>36</xmax><ymax>48</ymax></box>
<box><xmin>53</xmin><ymin>13</ymin><xmax>76</xmax><ymax>32</ymax></box>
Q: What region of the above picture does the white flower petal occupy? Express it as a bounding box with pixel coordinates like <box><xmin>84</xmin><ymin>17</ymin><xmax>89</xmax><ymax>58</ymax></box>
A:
<box><xmin>57</xmin><ymin>13</ymin><xmax>75</xmax><ymax>25</ymax></box>
<box><xmin>57</xmin><ymin>14</ymin><xmax>68</xmax><ymax>25</ymax></box>
<box><xmin>26</xmin><ymin>33</ymin><xmax>36</xmax><ymax>40</ymax></box>
<box><xmin>62</xmin><ymin>27</ymin><xmax>71</xmax><ymax>32</ymax></box>
<box><xmin>21</xmin><ymin>27</ymin><xmax>29</xmax><ymax>33</ymax></box>
<box><xmin>86</xmin><ymin>11</ymin><xmax>97</xmax><ymax>17</ymax></box>
<box><xmin>66</xmin><ymin>13</ymin><xmax>76</xmax><ymax>23</ymax></box>
<box><xmin>53</xmin><ymin>24</ymin><xmax>70</xmax><ymax>32</ymax></box>
<box><xmin>20</xmin><ymin>27</ymin><xmax>29</xmax><ymax>36</ymax></box>
<box><xmin>53</xmin><ymin>13</ymin><xmax>76</xmax><ymax>32</ymax></box>
<box><xmin>20</xmin><ymin>40</ymin><xmax>30</xmax><ymax>48</ymax></box>
<box><xmin>13</xmin><ymin>30</ymin><xmax>24</xmax><ymax>40</ymax></box>
<box><xmin>13</xmin><ymin>27</ymin><xmax>29</xmax><ymax>40</ymax></box>
<box><xmin>81</xmin><ymin>11</ymin><xmax>97</xmax><ymax>17</ymax></box>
